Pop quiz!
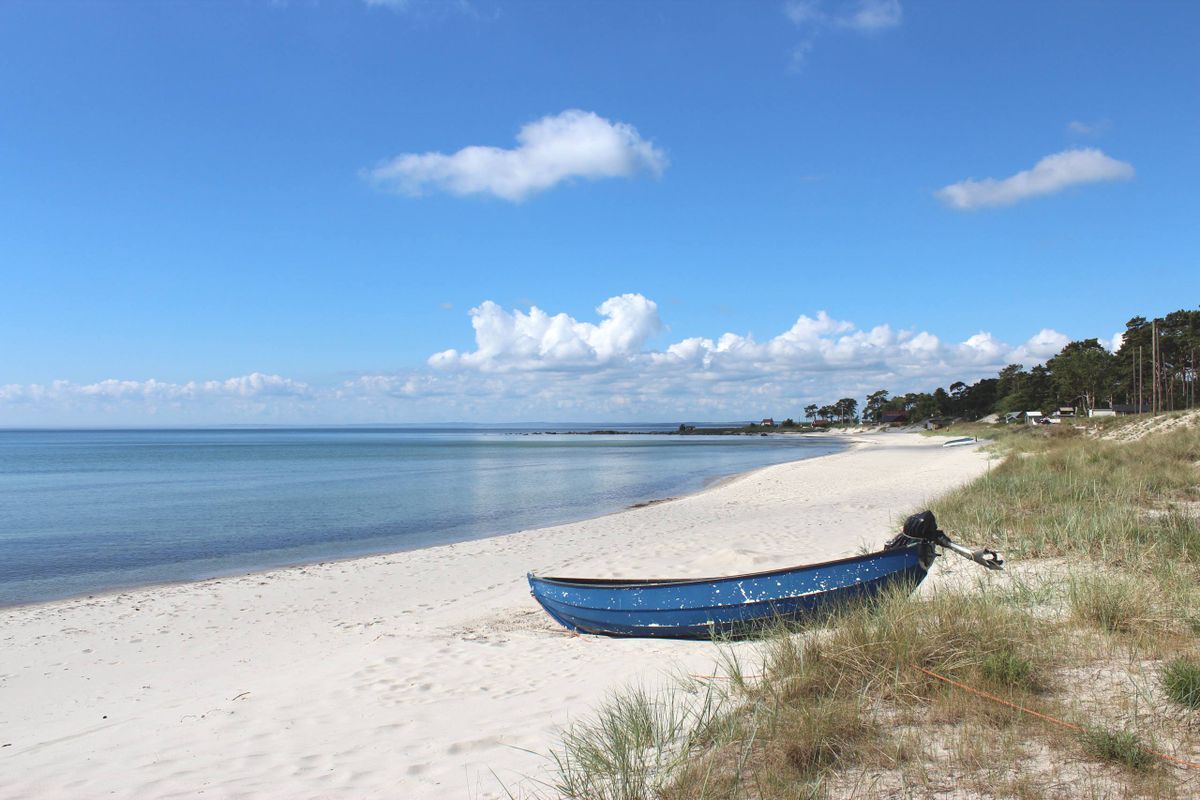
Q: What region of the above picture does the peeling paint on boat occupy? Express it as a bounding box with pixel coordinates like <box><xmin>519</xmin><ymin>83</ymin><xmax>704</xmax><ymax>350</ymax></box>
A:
<box><xmin>527</xmin><ymin>541</ymin><xmax>934</xmax><ymax>639</ymax></box>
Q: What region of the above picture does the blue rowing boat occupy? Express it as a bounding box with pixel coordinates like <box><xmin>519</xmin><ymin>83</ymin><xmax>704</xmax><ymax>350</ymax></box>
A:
<box><xmin>528</xmin><ymin>511</ymin><xmax>1002</xmax><ymax>639</ymax></box>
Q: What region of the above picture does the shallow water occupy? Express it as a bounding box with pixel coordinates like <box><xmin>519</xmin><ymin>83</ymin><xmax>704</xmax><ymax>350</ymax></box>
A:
<box><xmin>0</xmin><ymin>427</ymin><xmax>843</xmax><ymax>605</ymax></box>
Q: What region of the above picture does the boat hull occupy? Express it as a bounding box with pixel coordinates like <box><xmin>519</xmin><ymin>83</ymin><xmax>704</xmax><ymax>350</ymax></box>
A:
<box><xmin>528</xmin><ymin>542</ymin><xmax>933</xmax><ymax>639</ymax></box>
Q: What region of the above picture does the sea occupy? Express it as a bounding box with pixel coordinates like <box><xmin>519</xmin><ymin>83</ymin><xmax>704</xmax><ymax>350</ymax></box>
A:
<box><xmin>0</xmin><ymin>427</ymin><xmax>844</xmax><ymax>606</ymax></box>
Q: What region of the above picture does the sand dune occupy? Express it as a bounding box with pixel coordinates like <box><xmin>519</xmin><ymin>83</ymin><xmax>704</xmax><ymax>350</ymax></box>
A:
<box><xmin>0</xmin><ymin>432</ymin><xmax>989</xmax><ymax>798</ymax></box>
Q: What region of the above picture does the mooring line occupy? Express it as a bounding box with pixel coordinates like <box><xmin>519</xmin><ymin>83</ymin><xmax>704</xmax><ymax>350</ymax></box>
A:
<box><xmin>910</xmin><ymin>663</ymin><xmax>1200</xmax><ymax>771</ymax></box>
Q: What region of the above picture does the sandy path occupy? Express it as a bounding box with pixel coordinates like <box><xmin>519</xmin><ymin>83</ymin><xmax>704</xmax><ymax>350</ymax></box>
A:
<box><xmin>0</xmin><ymin>432</ymin><xmax>989</xmax><ymax>799</ymax></box>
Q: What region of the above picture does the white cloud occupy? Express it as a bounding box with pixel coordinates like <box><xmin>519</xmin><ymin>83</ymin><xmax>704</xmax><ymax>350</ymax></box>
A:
<box><xmin>1008</xmin><ymin>328</ymin><xmax>1071</xmax><ymax>364</ymax></box>
<box><xmin>423</xmin><ymin>295</ymin><xmax>1078</xmax><ymax>414</ymax></box>
<box><xmin>205</xmin><ymin>373</ymin><xmax>310</xmax><ymax>397</ymax></box>
<box><xmin>430</xmin><ymin>294</ymin><xmax>663</xmax><ymax>370</ymax></box>
<box><xmin>0</xmin><ymin>372</ymin><xmax>310</xmax><ymax>403</ymax></box>
<box><xmin>0</xmin><ymin>373</ymin><xmax>313</xmax><ymax>424</ymax></box>
<box><xmin>366</xmin><ymin>110</ymin><xmax>666</xmax><ymax>201</ymax></box>
<box><xmin>412</xmin><ymin>299</ymin><xmax>1090</xmax><ymax>421</ymax></box>
<box><xmin>1</xmin><ymin>300</ymin><xmax>1106</xmax><ymax>424</ymax></box>
<box><xmin>936</xmin><ymin>148</ymin><xmax>1134</xmax><ymax>210</ymax></box>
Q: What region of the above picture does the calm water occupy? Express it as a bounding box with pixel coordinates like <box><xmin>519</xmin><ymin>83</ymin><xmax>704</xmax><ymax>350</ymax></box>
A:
<box><xmin>0</xmin><ymin>428</ymin><xmax>843</xmax><ymax>606</ymax></box>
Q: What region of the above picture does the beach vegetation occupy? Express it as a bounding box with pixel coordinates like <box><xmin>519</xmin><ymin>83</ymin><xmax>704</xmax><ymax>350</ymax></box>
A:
<box><xmin>793</xmin><ymin>307</ymin><xmax>1200</xmax><ymax>429</ymax></box>
<box><xmin>539</xmin><ymin>413</ymin><xmax>1200</xmax><ymax>798</ymax></box>
<box><xmin>736</xmin><ymin>307</ymin><xmax>1196</xmax><ymax>436</ymax></box>
<box><xmin>1079</xmin><ymin>727</ymin><xmax>1157</xmax><ymax>771</ymax></box>
<box><xmin>862</xmin><ymin>389</ymin><xmax>888</xmax><ymax>423</ymax></box>
<box><xmin>980</xmin><ymin>647</ymin><xmax>1039</xmax><ymax>692</ymax></box>
<box><xmin>547</xmin><ymin>683</ymin><xmax>731</xmax><ymax>800</ymax></box>
<box><xmin>1162</xmin><ymin>657</ymin><xmax>1200</xmax><ymax>710</ymax></box>
<box><xmin>1067</xmin><ymin>573</ymin><xmax>1154</xmax><ymax>634</ymax></box>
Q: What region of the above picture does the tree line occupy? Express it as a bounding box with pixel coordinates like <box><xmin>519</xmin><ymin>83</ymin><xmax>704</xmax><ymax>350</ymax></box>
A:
<box><xmin>802</xmin><ymin>308</ymin><xmax>1200</xmax><ymax>424</ymax></box>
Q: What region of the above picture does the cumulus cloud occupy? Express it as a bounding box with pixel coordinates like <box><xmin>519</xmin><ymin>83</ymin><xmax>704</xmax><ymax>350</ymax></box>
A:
<box><xmin>1008</xmin><ymin>328</ymin><xmax>1071</xmax><ymax>364</ymax></box>
<box><xmin>426</xmin><ymin>294</ymin><xmax>1075</xmax><ymax>400</ymax></box>
<box><xmin>430</xmin><ymin>294</ymin><xmax>663</xmax><ymax>370</ymax></box>
<box><xmin>936</xmin><ymin>148</ymin><xmax>1134</xmax><ymax>210</ymax></box>
<box><xmin>366</xmin><ymin>110</ymin><xmax>666</xmax><ymax>201</ymax></box>
<box><xmin>1</xmin><ymin>300</ymin><xmax>1110</xmax><ymax>424</ymax></box>
<box><xmin>639</xmin><ymin>317</ymin><xmax>1062</xmax><ymax>380</ymax></box>
<box><xmin>336</xmin><ymin>295</ymin><xmax>1096</xmax><ymax>422</ymax></box>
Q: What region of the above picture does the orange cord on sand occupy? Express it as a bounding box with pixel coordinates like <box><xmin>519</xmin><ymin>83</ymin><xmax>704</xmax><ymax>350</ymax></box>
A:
<box><xmin>910</xmin><ymin>663</ymin><xmax>1200</xmax><ymax>771</ymax></box>
<box><xmin>692</xmin><ymin>664</ymin><xmax>1200</xmax><ymax>770</ymax></box>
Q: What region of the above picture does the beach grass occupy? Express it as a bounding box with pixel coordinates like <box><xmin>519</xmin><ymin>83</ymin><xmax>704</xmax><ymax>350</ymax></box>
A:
<box><xmin>1079</xmin><ymin>727</ymin><xmax>1157</xmax><ymax>771</ymax></box>
<box><xmin>546</xmin><ymin>682</ymin><xmax>734</xmax><ymax>800</ymax></box>
<box><xmin>540</xmin><ymin>413</ymin><xmax>1200</xmax><ymax>798</ymax></box>
<box><xmin>1162</xmin><ymin>657</ymin><xmax>1200</xmax><ymax>711</ymax></box>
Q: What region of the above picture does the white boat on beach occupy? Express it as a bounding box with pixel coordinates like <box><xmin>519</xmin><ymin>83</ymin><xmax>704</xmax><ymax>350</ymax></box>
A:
<box><xmin>942</xmin><ymin>436</ymin><xmax>977</xmax><ymax>447</ymax></box>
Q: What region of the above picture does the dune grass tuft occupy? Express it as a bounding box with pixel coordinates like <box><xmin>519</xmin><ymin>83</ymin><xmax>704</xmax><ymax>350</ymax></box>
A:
<box><xmin>774</xmin><ymin>695</ymin><xmax>874</xmax><ymax>778</ymax></box>
<box><xmin>1067</xmin><ymin>574</ymin><xmax>1154</xmax><ymax>633</ymax></box>
<box><xmin>549</xmin><ymin>683</ymin><xmax>731</xmax><ymax>800</ymax></box>
<box><xmin>1162</xmin><ymin>657</ymin><xmax>1200</xmax><ymax>710</ymax></box>
<box><xmin>1079</xmin><ymin>727</ymin><xmax>1156</xmax><ymax>771</ymax></box>
<box><xmin>980</xmin><ymin>647</ymin><xmax>1040</xmax><ymax>693</ymax></box>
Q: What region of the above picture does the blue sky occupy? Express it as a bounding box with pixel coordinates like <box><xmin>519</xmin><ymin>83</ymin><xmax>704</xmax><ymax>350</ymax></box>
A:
<box><xmin>1</xmin><ymin>0</ymin><xmax>1197</xmax><ymax>424</ymax></box>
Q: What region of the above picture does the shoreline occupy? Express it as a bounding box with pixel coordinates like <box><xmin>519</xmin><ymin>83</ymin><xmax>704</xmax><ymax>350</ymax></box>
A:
<box><xmin>0</xmin><ymin>431</ymin><xmax>986</xmax><ymax>799</ymax></box>
<box><xmin>0</xmin><ymin>436</ymin><xmax>851</xmax><ymax>613</ymax></box>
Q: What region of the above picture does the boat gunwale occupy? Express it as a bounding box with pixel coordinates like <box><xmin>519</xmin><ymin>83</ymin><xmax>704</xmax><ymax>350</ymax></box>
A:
<box><xmin>532</xmin><ymin>564</ymin><xmax>926</xmax><ymax>614</ymax></box>
<box><xmin>528</xmin><ymin>542</ymin><xmax>920</xmax><ymax>590</ymax></box>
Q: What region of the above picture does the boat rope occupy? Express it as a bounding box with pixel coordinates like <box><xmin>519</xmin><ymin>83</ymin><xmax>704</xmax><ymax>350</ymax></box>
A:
<box><xmin>691</xmin><ymin>664</ymin><xmax>1200</xmax><ymax>770</ymax></box>
<box><xmin>910</xmin><ymin>663</ymin><xmax>1200</xmax><ymax>771</ymax></box>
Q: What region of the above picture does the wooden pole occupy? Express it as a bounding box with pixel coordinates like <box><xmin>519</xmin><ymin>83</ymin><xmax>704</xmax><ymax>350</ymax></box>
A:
<box><xmin>1151</xmin><ymin>327</ymin><xmax>1155</xmax><ymax>415</ymax></box>
<box><xmin>1153</xmin><ymin>320</ymin><xmax>1161</xmax><ymax>415</ymax></box>
<box><xmin>1160</xmin><ymin>323</ymin><xmax>1166</xmax><ymax>413</ymax></box>
<box><xmin>1190</xmin><ymin>347</ymin><xmax>1195</xmax><ymax>409</ymax></box>
<box><xmin>1151</xmin><ymin>321</ymin><xmax>1157</xmax><ymax>415</ymax></box>
<box><xmin>1131</xmin><ymin>349</ymin><xmax>1136</xmax><ymax>407</ymax></box>
<box><xmin>1189</xmin><ymin>347</ymin><xmax>1195</xmax><ymax>409</ymax></box>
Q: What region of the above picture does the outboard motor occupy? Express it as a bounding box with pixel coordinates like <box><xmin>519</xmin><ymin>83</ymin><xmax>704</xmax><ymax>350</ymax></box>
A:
<box><xmin>886</xmin><ymin>510</ymin><xmax>1004</xmax><ymax>571</ymax></box>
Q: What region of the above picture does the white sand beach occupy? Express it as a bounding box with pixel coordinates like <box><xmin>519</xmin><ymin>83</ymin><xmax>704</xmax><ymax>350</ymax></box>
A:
<box><xmin>0</xmin><ymin>432</ymin><xmax>990</xmax><ymax>799</ymax></box>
